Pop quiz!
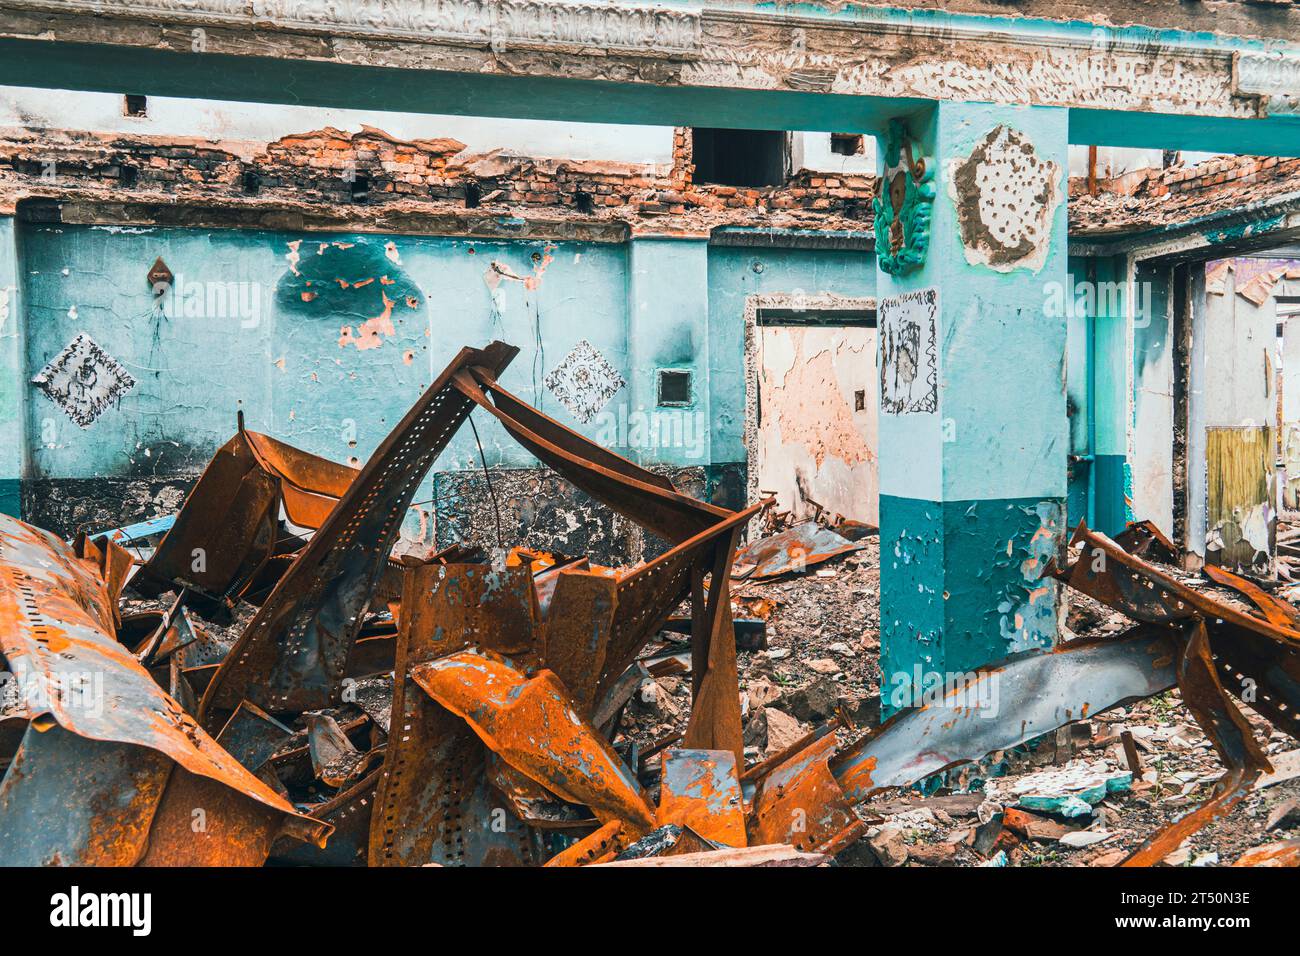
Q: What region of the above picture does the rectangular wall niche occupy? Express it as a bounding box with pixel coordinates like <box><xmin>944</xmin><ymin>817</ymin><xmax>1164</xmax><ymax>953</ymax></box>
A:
<box><xmin>657</xmin><ymin>369</ymin><xmax>692</xmax><ymax>407</ymax></box>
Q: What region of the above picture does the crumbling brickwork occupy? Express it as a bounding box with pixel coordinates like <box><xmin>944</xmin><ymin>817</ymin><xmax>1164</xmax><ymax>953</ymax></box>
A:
<box><xmin>0</xmin><ymin>125</ymin><xmax>876</xmax><ymax>235</ymax></box>
<box><xmin>1071</xmin><ymin>153</ymin><xmax>1300</xmax><ymax>236</ymax></box>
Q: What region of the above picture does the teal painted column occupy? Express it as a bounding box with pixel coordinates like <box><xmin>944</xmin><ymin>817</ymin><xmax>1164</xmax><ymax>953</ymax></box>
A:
<box><xmin>1092</xmin><ymin>255</ymin><xmax>1131</xmax><ymax>535</ymax></box>
<box><xmin>875</xmin><ymin>104</ymin><xmax>1069</xmax><ymax>714</ymax></box>
<box><xmin>625</xmin><ymin>236</ymin><xmax>711</xmax><ymax>469</ymax></box>
<box><xmin>0</xmin><ymin>217</ymin><xmax>23</xmax><ymax>517</ymax></box>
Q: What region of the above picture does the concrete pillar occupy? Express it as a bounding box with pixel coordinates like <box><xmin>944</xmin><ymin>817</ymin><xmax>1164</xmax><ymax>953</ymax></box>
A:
<box><xmin>0</xmin><ymin>216</ymin><xmax>23</xmax><ymax>517</ymax></box>
<box><xmin>1091</xmin><ymin>254</ymin><xmax>1131</xmax><ymax>536</ymax></box>
<box><xmin>874</xmin><ymin>103</ymin><xmax>1069</xmax><ymax>714</ymax></box>
<box><xmin>625</xmin><ymin>236</ymin><xmax>711</xmax><ymax>469</ymax></box>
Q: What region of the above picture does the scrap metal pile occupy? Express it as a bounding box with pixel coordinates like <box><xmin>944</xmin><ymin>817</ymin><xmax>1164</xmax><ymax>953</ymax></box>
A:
<box><xmin>1</xmin><ymin>341</ymin><xmax>1298</xmax><ymax>866</ymax></box>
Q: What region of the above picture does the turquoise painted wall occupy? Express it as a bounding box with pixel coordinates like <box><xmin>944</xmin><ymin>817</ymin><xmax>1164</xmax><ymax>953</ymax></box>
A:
<box><xmin>0</xmin><ymin>218</ymin><xmax>21</xmax><ymax>516</ymax></box>
<box><xmin>14</xmin><ymin>220</ymin><xmax>884</xmax><ymax>530</ymax></box>
<box><xmin>706</xmin><ymin>244</ymin><xmax>876</xmax><ymax>463</ymax></box>
<box><xmin>19</xmin><ymin>224</ymin><xmax>630</xmax><ymax>489</ymax></box>
<box><xmin>1064</xmin><ymin>253</ymin><xmax>1130</xmax><ymax>535</ymax></box>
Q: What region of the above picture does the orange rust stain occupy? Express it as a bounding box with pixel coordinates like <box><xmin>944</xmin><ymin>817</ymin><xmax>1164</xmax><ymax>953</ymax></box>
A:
<box><xmin>300</xmin><ymin>291</ymin><xmax>316</xmax><ymax>303</ymax></box>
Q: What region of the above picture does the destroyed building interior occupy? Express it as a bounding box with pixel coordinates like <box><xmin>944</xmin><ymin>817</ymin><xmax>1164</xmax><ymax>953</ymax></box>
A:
<box><xmin>2</xmin><ymin>0</ymin><xmax>1300</xmax><ymax>876</ymax></box>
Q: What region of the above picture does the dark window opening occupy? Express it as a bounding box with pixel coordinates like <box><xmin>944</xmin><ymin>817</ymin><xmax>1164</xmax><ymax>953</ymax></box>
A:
<box><xmin>464</xmin><ymin>180</ymin><xmax>481</xmax><ymax>208</ymax></box>
<box><xmin>691</xmin><ymin>128</ymin><xmax>790</xmax><ymax>188</ymax></box>
<box><xmin>123</xmin><ymin>94</ymin><xmax>147</xmax><ymax>117</ymax></box>
<box><xmin>242</xmin><ymin>171</ymin><xmax>261</xmax><ymax>196</ymax></box>
<box><xmin>350</xmin><ymin>174</ymin><xmax>370</xmax><ymax>203</ymax></box>
<box><xmin>757</xmin><ymin>307</ymin><xmax>876</xmax><ymax>327</ymax></box>
<box><xmin>854</xmin><ymin>390</ymin><xmax>866</xmax><ymax>412</ymax></box>
<box><xmin>119</xmin><ymin>165</ymin><xmax>139</xmax><ymax>188</ymax></box>
<box><xmin>657</xmin><ymin>369</ymin><xmax>692</xmax><ymax>407</ymax></box>
<box><xmin>831</xmin><ymin>133</ymin><xmax>865</xmax><ymax>156</ymax></box>
<box><xmin>574</xmin><ymin>189</ymin><xmax>594</xmax><ymax>214</ymax></box>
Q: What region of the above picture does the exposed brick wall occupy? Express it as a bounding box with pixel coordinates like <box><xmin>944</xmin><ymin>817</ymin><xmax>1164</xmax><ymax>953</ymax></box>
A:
<box><xmin>7</xmin><ymin>125</ymin><xmax>1296</xmax><ymax>240</ymax></box>
<box><xmin>0</xmin><ymin>125</ymin><xmax>877</xmax><ymax>235</ymax></box>
<box><xmin>1070</xmin><ymin>153</ymin><xmax>1300</xmax><ymax>236</ymax></box>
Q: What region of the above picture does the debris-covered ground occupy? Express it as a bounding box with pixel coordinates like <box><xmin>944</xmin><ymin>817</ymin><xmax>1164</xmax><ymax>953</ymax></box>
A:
<box><xmin>4</xmin><ymin>340</ymin><xmax>1300</xmax><ymax>868</ymax></box>
<box><xmin>618</xmin><ymin>529</ymin><xmax>1300</xmax><ymax>868</ymax></box>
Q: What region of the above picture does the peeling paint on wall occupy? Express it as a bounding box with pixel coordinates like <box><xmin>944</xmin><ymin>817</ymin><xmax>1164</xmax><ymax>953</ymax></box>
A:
<box><xmin>275</xmin><ymin>239</ymin><xmax>423</xmax><ymax>353</ymax></box>
<box><xmin>948</xmin><ymin>125</ymin><xmax>1061</xmax><ymax>274</ymax></box>
<box><xmin>757</xmin><ymin>325</ymin><xmax>878</xmax><ymax>525</ymax></box>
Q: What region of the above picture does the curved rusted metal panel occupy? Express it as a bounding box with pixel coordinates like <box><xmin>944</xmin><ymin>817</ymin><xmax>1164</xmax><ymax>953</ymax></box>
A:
<box><xmin>199</xmin><ymin>342</ymin><xmax>518</xmax><ymax>727</ymax></box>
<box><xmin>411</xmin><ymin>651</ymin><xmax>656</xmax><ymax>835</ymax></box>
<box><xmin>0</xmin><ymin>513</ymin><xmax>328</xmax><ymax>865</ymax></box>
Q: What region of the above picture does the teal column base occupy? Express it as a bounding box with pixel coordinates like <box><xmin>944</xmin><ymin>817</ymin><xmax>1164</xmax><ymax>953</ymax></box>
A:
<box><xmin>879</xmin><ymin>493</ymin><xmax>1064</xmax><ymax>718</ymax></box>
<box><xmin>0</xmin><ymin>477</ymin><xmax>17</xmax><ymax>519</ymax></box>
<box><xmin>1093</xmin><ymin>453</ymin><xmax>1128</xmax><ymax>537</ymax></box>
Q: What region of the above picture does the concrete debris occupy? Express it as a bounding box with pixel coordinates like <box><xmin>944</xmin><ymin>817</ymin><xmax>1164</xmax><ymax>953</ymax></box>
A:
<box><xmin>3</xmin><ymin>350</ymin><xmax>1300</xmax><ymax>867</ymax></box>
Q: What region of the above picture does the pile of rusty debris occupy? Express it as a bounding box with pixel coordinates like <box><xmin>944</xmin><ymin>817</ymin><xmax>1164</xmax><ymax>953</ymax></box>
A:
<box><xmin>1</xmin><ymin>341</ymin><xmax>1298</xmax><ymax>867</ymax></box>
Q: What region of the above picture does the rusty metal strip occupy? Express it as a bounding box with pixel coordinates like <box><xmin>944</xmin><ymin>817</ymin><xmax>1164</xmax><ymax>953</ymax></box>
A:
<box><xmin>1202</xmin><ymin>563</ymin><xmax>1300</xmax><ymax>629</ymax></box>
<box><xmin>731</xmin><ymin>521</ymin><xmax>869</xmax><ymax>581</ymax></box>
<box><xmin>683</xmin><ymin>525</ymin><xmax>745</xmax><ymax>766</ymax></box>
<box><xmin>271</xmin><ymin>767</ymin><xmax>381</xmax><ymax>867</ymax></box>
<box><xmin>135</xmin><ymin>430</ymin><xmax>280</xmax><ymax>605</ymax></box>
<box><xmin>832</xmin><ymin>629</ymin><xmax>1179</xmax><ymax>804</ymax></box>
<box><xmin>367</xmin><ymin>562</ymin><xmax>540</xmax><ymax>867</ymax></box>
<box><xmin>541</xmin><ymin>570</ymin><xmax>618</xmax><ymax>714</ymax></box>
<box><xmin>0</xmin><ymin>724</ymin><xmax>172</xmax><ymax>865</ymax></box>
<box><xmin>1122</xmin><ymin>620</ymin><xmax>1273</xmax><ymax>866</ymax></box>
<box><xmin>453</xmin><ymin>367</ymin><xmax>730</xmax><ymax>545</ymax></box>
<box><xmin>200</xmin><ymin>342</ymin><xmax>518</xmax><ymax>727</ymax></box>
<box><xmin>543</xmin><ymin>819</ymin><xmax>624</xmax><ymax>867</ymax></box>
<box><xmin>596</xmin><ymin>501</ymin><xmax>768</xmax><ymax>704</ymax></box>
<box><xmin>411</xmin><ymin>650</ymin><xmax>656</xmax><ymax>835</ymax></box>
<box><xmin>1052</xmin><ymin>524</ymin><xmax>1300</xmax><ymax>647</ymax></box>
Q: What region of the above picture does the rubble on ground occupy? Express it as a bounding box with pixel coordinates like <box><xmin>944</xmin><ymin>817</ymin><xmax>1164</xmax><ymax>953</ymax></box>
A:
<box><xmin>2</xmin><ymin>340</ymin><xmax>1299</xmax><ymax>867</ymax></box>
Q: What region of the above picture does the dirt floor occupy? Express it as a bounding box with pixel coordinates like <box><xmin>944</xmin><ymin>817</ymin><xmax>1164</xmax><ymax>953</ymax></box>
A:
<box><xmin>615</xmin><ymin>534</ymin><xmax>1300</xmax><ymax>868</ymax></box>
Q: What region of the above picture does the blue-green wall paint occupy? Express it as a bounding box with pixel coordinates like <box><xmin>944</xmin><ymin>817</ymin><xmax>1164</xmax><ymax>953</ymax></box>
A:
<box><xmin>877</xmin><ymin>102</ymin><xmax>1069</xmax><ymax>712</ymax></box>
<box><xmin>0</xmin><ymin>218</ymin><xmax>21</xmax><ymax>516</ymax></box>
<box><xmin>706</xmin><ymin>244</ymin><xmax>876</xmax><ymax>464</ymax></box>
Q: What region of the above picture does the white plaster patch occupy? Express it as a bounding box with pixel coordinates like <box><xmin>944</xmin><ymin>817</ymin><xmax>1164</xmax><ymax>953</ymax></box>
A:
<box><xmin>879</xmin><ymin>287</ymin><xmax>938</xmax><ymax>415</ymax></box>
<box><xmin>947</xmin><ymin>125</ymin><xmax>1062</xmax><ymax>274</ymax></box>
<box><xmin>543</xmin><ymin>339</ymin><xmax>625</xmax><ymax>424</ymax></box>
<box><xmin>32</xmin><ymin>333</ymin><xmax>137</xmax><ymax>428</ymax></box>
<box><xmin>0</xmin><ymin>285</ymin><xmax>13</xmax><ymax>334</ymax></box>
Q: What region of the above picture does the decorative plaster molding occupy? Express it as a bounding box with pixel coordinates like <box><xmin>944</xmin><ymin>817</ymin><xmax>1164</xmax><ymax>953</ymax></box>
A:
<box><xmin>2</xmin><ymin>0</ymin><xmax>703</xmax><ymax>55</ymax></box>
<box><xmin>1234</xmin><ymin>52</ymin><xmax>1300</xmax><ymax>116</ymax></box>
